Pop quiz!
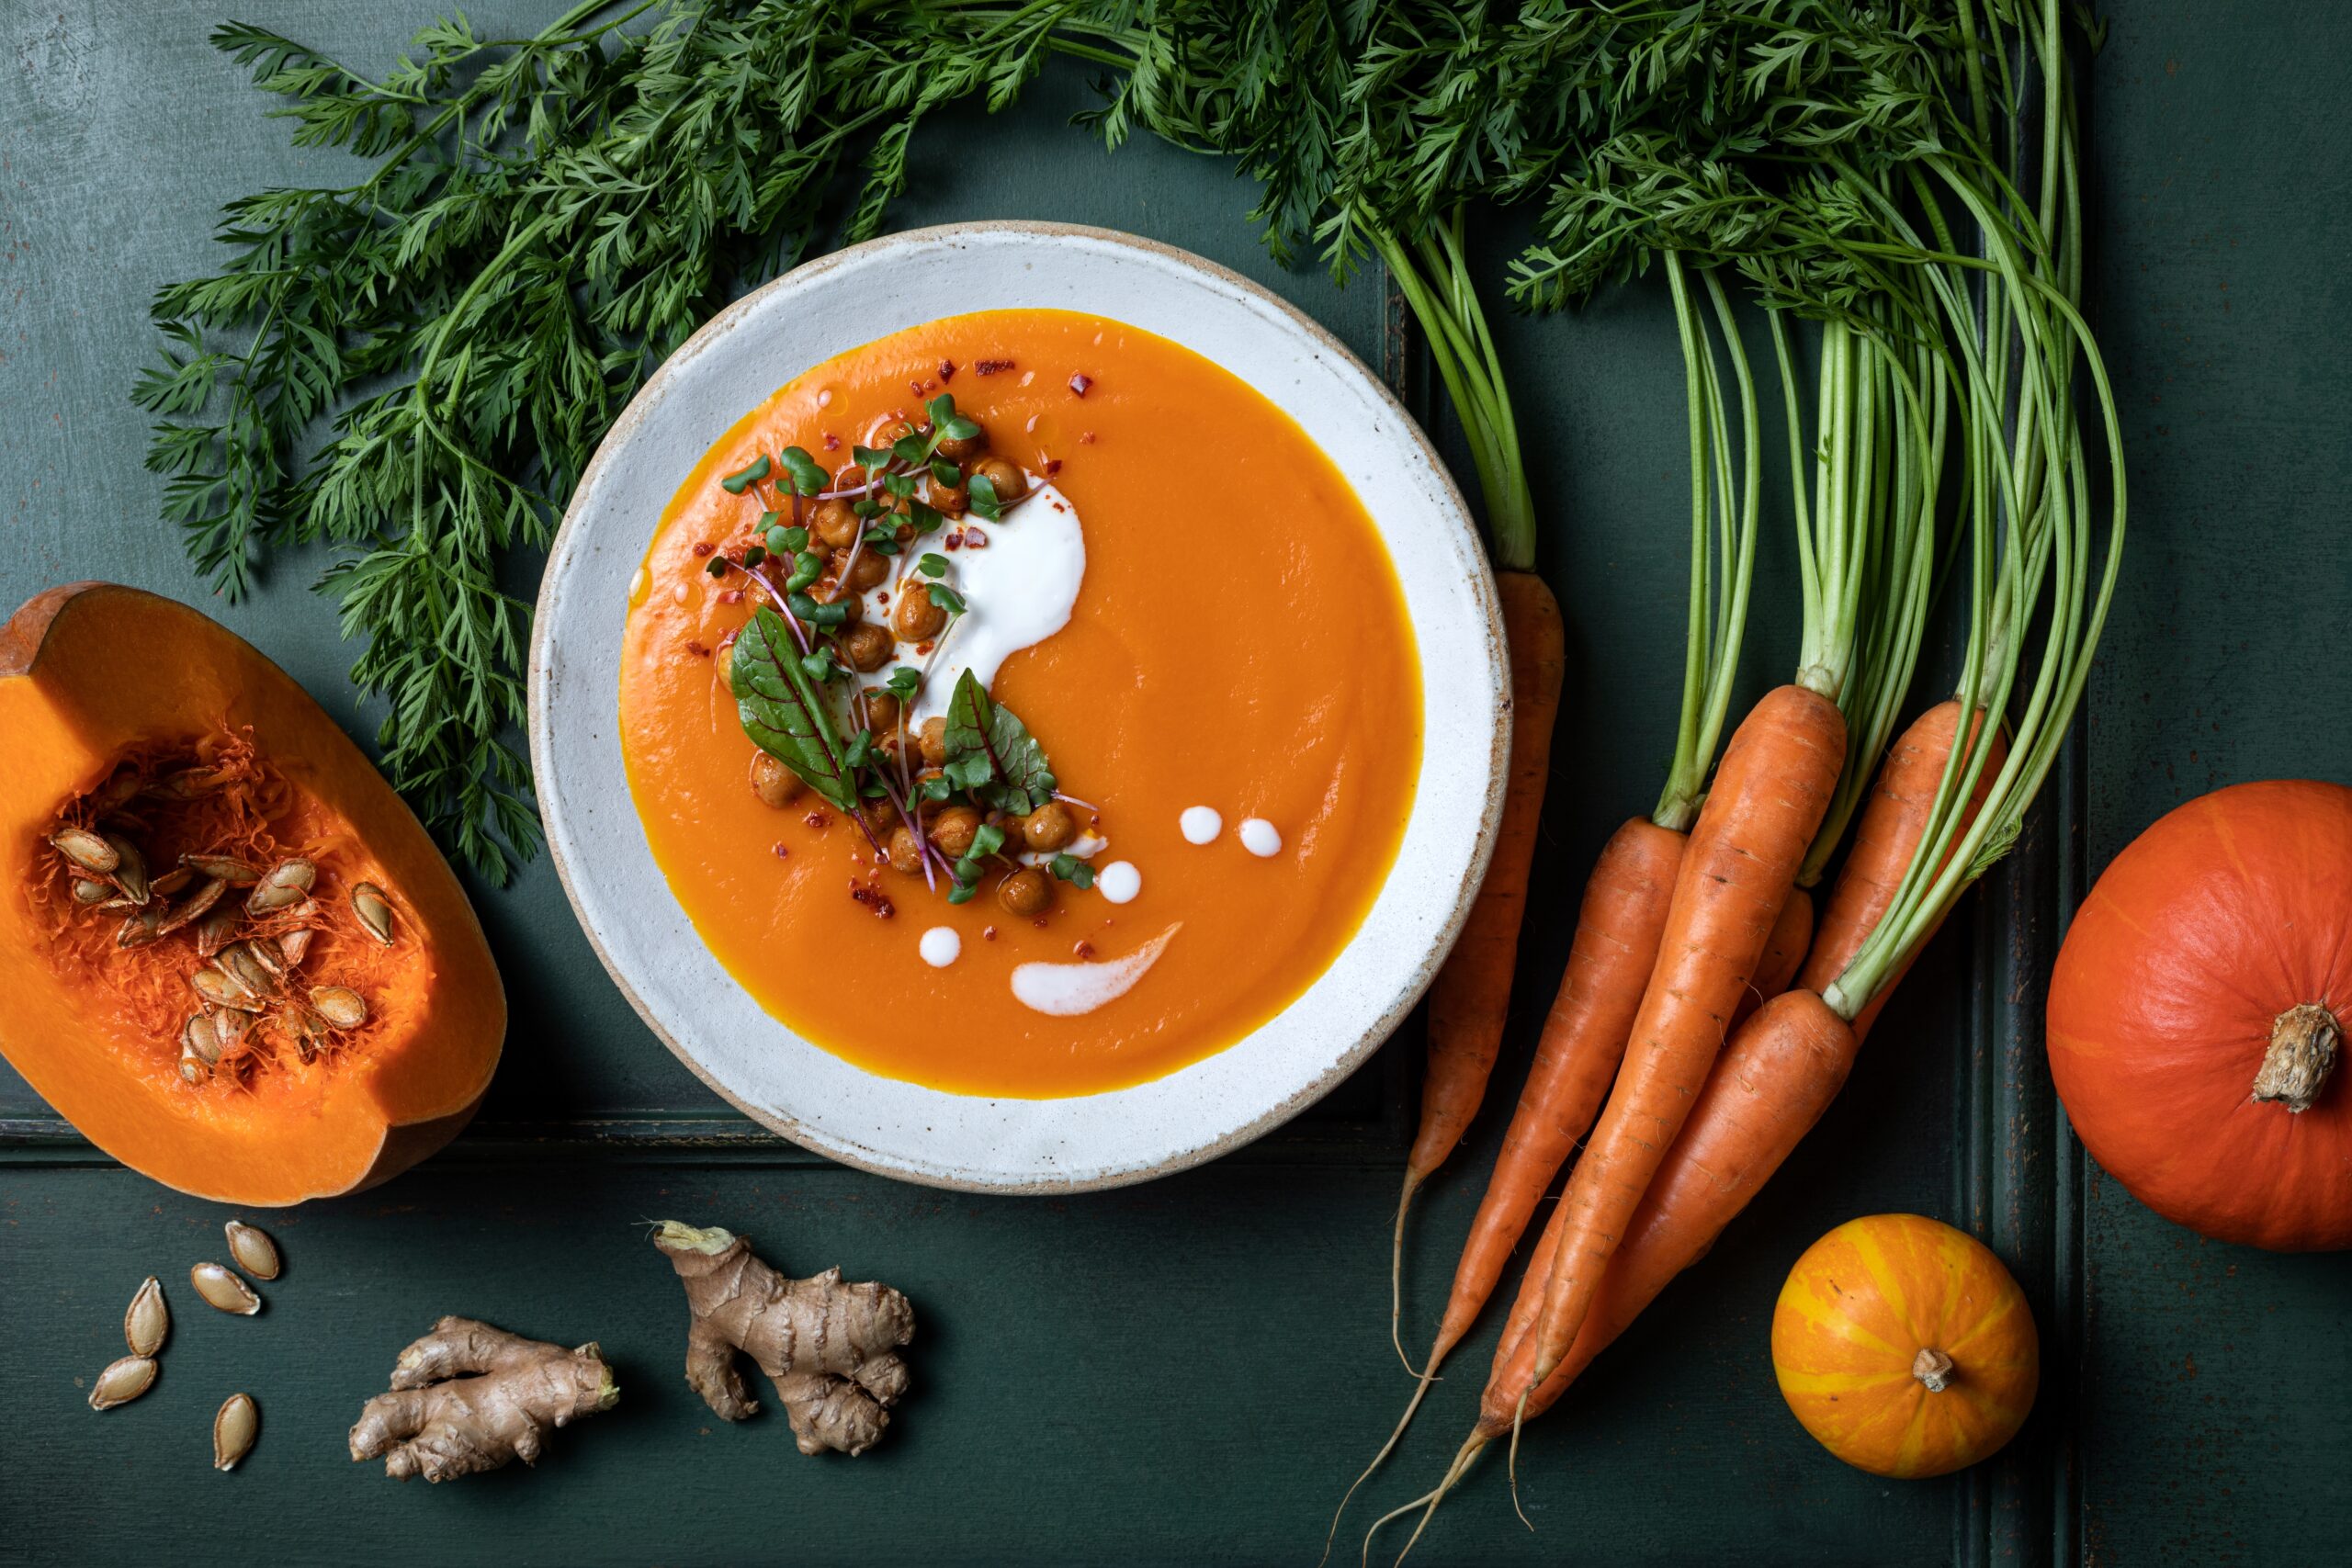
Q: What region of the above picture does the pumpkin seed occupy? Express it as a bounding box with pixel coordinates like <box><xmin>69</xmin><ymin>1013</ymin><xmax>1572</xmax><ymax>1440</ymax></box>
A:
<box><xmin>310</xmin><ymin>987</ymin><xmax>369</xmax><ymax>1030</ymax></box>
<box><xmin>181</xmin><ymin>852</ymin><xmax>260</xmax><ymax>886</ymax></box>
<box><xmin>91</xmin><ymin>762</ymin><xmax>145</xmax><ymax>814</ymax></box>
<box><xmin>116</xmin><ymin>903</ymin><xmax>168</xmax><ymax>950</ymax></box>
<box><xmin>103</xmin><ymin>835</ymin><xmax>151</xmax><ymax>905</ymax></box>
<box><xmin>246</xmin><ymin>933</ymin><xmax>290</xmax><ymax>984</ymax></box>
<box><xmin>149</xmin><ymin>865</ymin><xmax>195</xmax><ymax>898</ymax></box>
<box><xmin>193</xmin><ymin>902</ymin><xmax>241</xmax><ymax>960</ymax></box>
<box><xmin>71</xmin><ymin>878</ymin><xmax>114</xmax><ymax>906</ymax></box>
<box><xmin>189</xmin><ymin>964</ymin><xmax>264</xmax><ymax>1013</ymax></box>
<box><xmin>278</xmin><ymin>897</ymin><xmax>322</xmax><ymax>925</ymax></box>
<box><xmin>274</xmin><ymin>1002</ymin><xmax>325</xmax><ymax>1061</ymax></box>
<box><xmin>244</xmin><ymin>858</ymin><xmax>316</xmax><ymax>915</ymax></box>
<box><xmin>177</xmin><ymin>1045</ymin><xmax>210</xmax><ymax>1084</ymax></box>
<box><xmin>212</xmin><ymin>1393</ymin><xmax>258</xmax><ymax>1472</ymax></box>
<box><xmin>123</xmin><ymin>1276</ymin><xmax>169</xmax><ymax>1357</ymax></box>
<box><xmin>212</xmin><ymin>1007</ymin><xmax>254</xmax><ymax>1053</ymax></box>
<box><xmin>149</xmin><ymin>765</ymin><xmax>231</xmax><ymax>799</ymax></box>
<box><xmin>351</xmin><ymin>882</ymin><xmax>397</xmax><ymax>946</ymax></box>
<box><xmin>181</xmin><ymin>1010</ymin><xmax>222</xmax><ymax>1062</ymax></box>
<box><xmin>223</xmin><ymin>1221</ymin><xmax>281</xmax><ymax>1280</ymax></box>
<box><xmin>189</xmin><ymin>1261</ymin><xmax>260</xmax><ymax>1315</ymax></box>
<box><xmin>219</xmin><ymin>942</ymin><xmax>280</xmax><ymax>1000</ymax></box>
<box><xmin>51</xmin><ymin>827</ymin><xmax>119</xmax><ymax>875</ymax></box>
<box><xmin>155</xmin><ymin>876</ymin><xmax>226</xmax><ymax>935</ymax></box>
<box><xmin>89</xmin><ymin>1355</ymin><xmax>158</xmax><ymax>1411</ymax></box>
<box><xmin>276</xmin><ymin>927</ymin><xmax>314</xmax><ymax>968</ymax></box>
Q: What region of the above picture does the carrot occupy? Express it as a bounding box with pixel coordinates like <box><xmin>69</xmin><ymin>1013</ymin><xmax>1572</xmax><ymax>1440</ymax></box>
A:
<box><xmin>1429</xmin><ymin>817</ymin><xmax>1683</xmax><ymax>1368</ymax></box>
<box><xmin>1368</xmin><ymin>989</ymin><xmax>1858</xmax><ymax>1564</ymax></box>
<box><xmin>1392</xmin><ymin>568</ymin><xmax>1564</xmax><ymax>1361</ymax></box>
<box><xmin>1799</xmin><ymin>698</ymin><xmax>2004</xmax><ymax>1040</ymax></box>
<box><xmin>1521</xmin><ymin>681</ymin><xmax>1844</xmax><ymax>1396</ymax></box>
<box><xmin>1338</xmin><ymin>817</ymin><xmax>1680</xmax><ymax>1546</ymax></box>
<box><xmin>1731</xmin><ymin>886</ymin><xmax>1814</xmax><ymax>1030</ymax></box>
<box><xmin>1373</xmin><ymin>702</ymin><xmax>2008</xmax><ymax>1562</ymax></box>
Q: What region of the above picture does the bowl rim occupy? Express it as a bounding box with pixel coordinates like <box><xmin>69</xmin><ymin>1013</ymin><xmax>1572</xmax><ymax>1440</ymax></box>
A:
<box><xmin>527</xmin><ymin>219</ymin><xmax>1508</xmax><ymax>1191</ymax></box>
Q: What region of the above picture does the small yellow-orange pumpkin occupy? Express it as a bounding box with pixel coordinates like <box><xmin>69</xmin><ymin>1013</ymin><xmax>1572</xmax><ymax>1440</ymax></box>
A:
<box><xmin>0</xmin><ymin>584</ymin><xmax>503</xmax><ymax>1204</ymax></box>
<box><xmin>1771</xmin><ymin>1213</ymin><xmax>2038</xmax><ymax>1479</ymax></box>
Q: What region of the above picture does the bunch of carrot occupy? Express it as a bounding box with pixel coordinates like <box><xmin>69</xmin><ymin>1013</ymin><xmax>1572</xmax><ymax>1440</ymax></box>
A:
<box><xmin>1336</xmin><ymin>5</ymin><xmax>2127</xmax><ymax>1559</ymax></box>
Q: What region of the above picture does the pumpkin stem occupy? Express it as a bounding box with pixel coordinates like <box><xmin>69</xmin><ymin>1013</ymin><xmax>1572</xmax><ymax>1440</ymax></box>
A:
<box><xmin>2253</xmin><ymin>1003</ymin><xmax>2341</xmax><ymax>1113</ymax></box>
<box><xmin>1911</xmin><ymin>1348</ymin><xmax>1956</xmax><ymax>1393</ymax></box>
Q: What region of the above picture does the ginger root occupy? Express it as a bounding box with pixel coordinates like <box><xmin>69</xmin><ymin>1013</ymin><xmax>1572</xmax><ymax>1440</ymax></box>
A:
<box><xmin>349</xmin><ymin>1315</ymin><xmax>616</xmax><ymax>1482</ymax></box>
<box><xmin>653</xmin><ymin>1220</ymin><xmax>914</xmax><ymax>1456</ymax></box>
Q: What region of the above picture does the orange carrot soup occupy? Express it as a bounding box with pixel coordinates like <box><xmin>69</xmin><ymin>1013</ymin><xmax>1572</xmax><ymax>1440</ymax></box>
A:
<box><xmin>618</xmin><ymin>308</ymin><xmax>1419</xmax><ymax>1096</ymax></box>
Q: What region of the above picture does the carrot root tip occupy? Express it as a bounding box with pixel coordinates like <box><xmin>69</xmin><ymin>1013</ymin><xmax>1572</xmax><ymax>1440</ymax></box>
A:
<box><xmin>1390</xmin><ymin>1168</ymin><xmax>1427</xmax><ymax>1377</ymax></box>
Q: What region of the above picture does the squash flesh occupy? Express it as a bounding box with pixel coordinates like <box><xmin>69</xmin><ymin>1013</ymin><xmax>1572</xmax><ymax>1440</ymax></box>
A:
<box><xmin>0</xmin><ymin>584</ymin><xmax>503</xmax><ymax>1204</ymax></box>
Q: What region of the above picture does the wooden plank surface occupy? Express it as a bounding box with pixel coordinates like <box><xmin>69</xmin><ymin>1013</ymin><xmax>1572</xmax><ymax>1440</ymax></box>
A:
<box><xmin>0</xmin><ymin>3</ymin><xmax>2346</xmax><ymax>1564</ymax></box>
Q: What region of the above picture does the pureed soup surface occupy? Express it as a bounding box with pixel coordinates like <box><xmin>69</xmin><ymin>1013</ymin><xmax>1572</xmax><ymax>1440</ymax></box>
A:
<box><xmin>619</xmin><ymin>309</ymin><xmax>1421</xmax><ymax>1096</ymax></box>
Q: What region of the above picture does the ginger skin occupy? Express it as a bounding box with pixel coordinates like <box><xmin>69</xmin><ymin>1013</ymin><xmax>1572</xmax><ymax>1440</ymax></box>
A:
<box><xmin>653</xmin><ymin>1220</ymin><xmax>914</xmax><ymax>1456</ymax></box>
<box><xmin>349</xmin><ymin>1316</ymin><xmax>617</xmax><ymax>1482</ymax></box>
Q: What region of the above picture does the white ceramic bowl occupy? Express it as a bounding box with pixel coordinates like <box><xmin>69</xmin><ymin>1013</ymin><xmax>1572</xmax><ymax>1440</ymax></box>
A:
<box><xmin>530</xmin><ymin>221</ymin><xmax>1507</xmax><ymax>1191</ymax></box>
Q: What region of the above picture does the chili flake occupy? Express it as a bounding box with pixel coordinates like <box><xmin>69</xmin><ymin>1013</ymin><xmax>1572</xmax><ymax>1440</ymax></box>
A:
<box><xmin>684</xmin><ymin>639</ymin><xmax>711</xmax><ymax>658</ymax></box>
<box><xmin>975</xmin><ymin>358</ymin><xmax>1015</xmax><ymax>376</ymax></box>
<box><xmin>938</xmin><ymin>358</ymin><xmax>957</xmax><ymax>382</ymax></box>
<box><xmin>692</xmin><ymin>541</ymin><xmax>714</xmax><ymax>557</ymax></box>
<box><xmin>1069</xmin><ymin>373</ymin><xmax>1092</xmax><ymax>398</ymax></box>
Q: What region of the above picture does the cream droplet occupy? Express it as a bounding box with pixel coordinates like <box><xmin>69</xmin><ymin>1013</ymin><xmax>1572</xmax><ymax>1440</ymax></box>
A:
<box><xmin>919</xmin><ymin>926</ymin><xmax>961</xmax><ymax>968</ymax></box>
<box><xmin>1096</xmin><ymin>861</ymin><xmax>1142</xmax><ymax>904</ymax></box>
<box><xmin>1239</xmin><ymin>818</ymin><xmax>1283</xmax><ymax>858</ymax></box>
<box><xmin>1179</xmin><ymin>807</ymin><xmax>1223</xmax><ymax>845</ymax></box>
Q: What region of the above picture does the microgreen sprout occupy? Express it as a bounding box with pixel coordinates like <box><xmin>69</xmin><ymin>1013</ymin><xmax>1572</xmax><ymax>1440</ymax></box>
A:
<box><xmin>720</xmin><ymin>454</ymin><xmax>771</xmax><ymax>495</ymax></box>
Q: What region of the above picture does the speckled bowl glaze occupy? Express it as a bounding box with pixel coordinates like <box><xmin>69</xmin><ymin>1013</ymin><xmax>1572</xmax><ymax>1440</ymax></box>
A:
<box><xmin>529</xmin><ymin>221</ymin><xmax>1507</xmax><ymax>1191</ymax></box>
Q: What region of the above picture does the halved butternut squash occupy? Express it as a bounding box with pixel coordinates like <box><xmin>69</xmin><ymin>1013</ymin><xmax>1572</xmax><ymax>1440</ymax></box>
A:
<box><xmin>0</xmin><ymin>583</ymin><xmax>503</xmax><ymax>1203</ymax></box>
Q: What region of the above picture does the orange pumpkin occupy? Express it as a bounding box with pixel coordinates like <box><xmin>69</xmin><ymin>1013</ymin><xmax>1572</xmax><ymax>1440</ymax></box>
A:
<box><xmin>1771</xmin><ymin>1213</ymin><xmax>2039</xmax><ymax>1479</ymax></box>
<box><xmin>2048</xmin><ymin>780</ymin><xmax>2352</xmax><ymax>1250</ymax></box>
<box><xmin>0</xmin><ymin>584</ymin><xmax>504</xmax><ymax>1204</ymax></box>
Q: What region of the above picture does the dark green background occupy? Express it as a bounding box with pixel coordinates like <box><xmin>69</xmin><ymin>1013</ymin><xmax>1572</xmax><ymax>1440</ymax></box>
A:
<box><xmin>2</xmin><ymin>4</ymin><xmax>2345</xmax><ymax>1563</ymax></box>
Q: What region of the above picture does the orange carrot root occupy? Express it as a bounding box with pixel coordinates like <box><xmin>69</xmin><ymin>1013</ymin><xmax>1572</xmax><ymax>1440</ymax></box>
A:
<box><xmin>1732</xmin><ymin>885</ymin><xmax>1815</xmax><ymax>1029</ymax></box>
<box><xmin>1526</xmin><ymin>682</ymin><xmax>1845</xmax><ymax>1390</ymax></box>
<box><xmin>1405</xmin><ymin>571</ymin><xmax>1566</xmax><ymax>1181</ymax></box>
<box><xmin>1799</xmin><ymin>699</ymin><xmax>2006</xmax><ymax>1041</ymax></box>
<box><xmin>1429</xmin><ymin>818</ymin><xmax>1683</xmax><ymax>1365</ymax></box>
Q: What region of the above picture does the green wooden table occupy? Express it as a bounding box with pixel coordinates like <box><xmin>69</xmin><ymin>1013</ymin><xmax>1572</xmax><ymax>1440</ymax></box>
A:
<box><xmin>3</xmin><ymin>5</ymin><xmax>2346</xmax><ymax>1563</ymax></box>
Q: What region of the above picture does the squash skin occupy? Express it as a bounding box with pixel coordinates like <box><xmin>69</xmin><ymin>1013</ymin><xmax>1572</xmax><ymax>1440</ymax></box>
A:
<box><xmin>0</xmin><ymin>583</ymin><xmax>504</xmax><ymax>1204</ymax></box>
<box><xmin>2048</xmin><ymin>780</ymin><xmax>2352</xmax><ymax>1251</ymax></box>
<box><xmin>1771</xmin><ymin>1213</ymin><xmax>2039</xmax><ymax>1480</ymax></box>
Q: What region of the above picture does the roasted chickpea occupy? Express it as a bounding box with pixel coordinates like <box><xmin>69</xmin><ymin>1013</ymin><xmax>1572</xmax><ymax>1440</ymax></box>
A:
<box><xmin>857</xmin><ymin>689</ymin><xmax>902</xmax><ymax>735</ymax></box>
<box><xmin>1019</xmin><ymin>801</ymin><xmax>1077</xmax><ymax>853</ymax></box>
<box><xmin>967</xmin><ymin>455</ymin><xmax>1027</xmax><ymax>503</ymax></box>
<box><xmin>816</xmin><ymin>581</ymin><xmax>863</xmax><ymax>623</ymax></box>
<box><xmin>836</xmin><ymin>547</ymin><xmax>890</xmax><ymax>592</ymax></box>
<box><xmin>996</xmin><ymin>866</ymin><xmax>1052</xmax><ymax>917</ymax></box>
<box><xmin>858</xmin><ymin>796</ymin><xmax>899</xmax><ymax>840</ymax></box>
<box><xmin>887</xmin><ymin>825</ymin><xmax>923</xmax><ymax>876</ymax></box>
<box><xmin>930</xmin><ymin>804</ymin><xmax>981</xmax><ymax>859</ymax></box>
<box><xmin>810</xmin><ymin>498</ymin><xmax>860</xmax><ymax>550</ymax></box>
<box><xmin>892</xmin><ymin>584</ymin><xmax>950</xmax><ymax>643</ymax></box>
<box><xmin>936</xmin><ymin>422</ymin><xmax>989</xmax><ymax>465</ymax></box>
<box><xmin>928</xmin><ymin>476</ymin><xmax>968</xmax><ymax>517</ymax></box>
<box><xmin>917</xmin><ymin>717</ymin><xmax>948</xmax><ymax>769</ymax></box>
<box><xmin>749</xmin><ymin>750</ymin><xmax>802</xmax><ymax>809</ymax></box>
<box><xmin>838</xmin><ymin>623</ymin><xmax>892</xmax><ymax>672</ymax></box>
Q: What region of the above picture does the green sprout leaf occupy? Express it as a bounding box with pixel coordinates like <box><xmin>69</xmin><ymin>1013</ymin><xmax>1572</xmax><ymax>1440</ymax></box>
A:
<box><xmin>732</xmin><ymin>607</ymin><xmax>857</xmax><ymax>814</ymax></box>
<box><xmin>721</xmin><ymin>454</ymin><xmax>771</xmax><ymax>494</ymax></box>
<box><xmin>966</xmin><ymin>471</ymin><xmax>1002</xmax><ymax>522</ymax></box>
<box><xmin>779</xmin><ymin>446</ymin><xmax>827</xmax><ymax>496</ymax></box>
